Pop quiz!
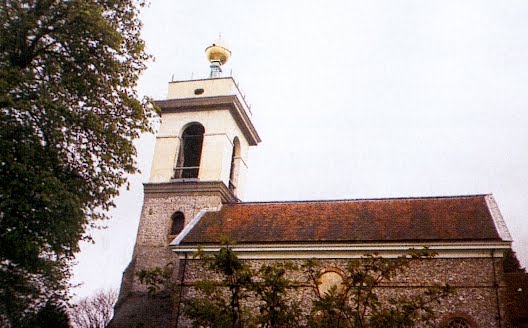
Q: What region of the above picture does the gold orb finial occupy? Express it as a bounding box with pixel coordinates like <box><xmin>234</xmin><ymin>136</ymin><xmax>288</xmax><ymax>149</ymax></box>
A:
<box><xmin>205</xmin><ymin>35</ymin><xmax>231</xmax><ymax>65</ymax></box>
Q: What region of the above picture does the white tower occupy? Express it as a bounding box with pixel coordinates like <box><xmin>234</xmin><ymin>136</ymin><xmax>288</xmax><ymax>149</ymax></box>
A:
<box><xmin>111</xmin><ymin>39</ymin><xmax>261</xmax><ymax>327</ymax></box>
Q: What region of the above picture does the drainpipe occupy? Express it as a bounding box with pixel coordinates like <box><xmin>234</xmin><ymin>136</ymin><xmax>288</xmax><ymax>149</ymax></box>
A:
<box><xmin>175</xmin><ymin>253</ymin><xmax>188</xmax><ymax>328</ymax></box>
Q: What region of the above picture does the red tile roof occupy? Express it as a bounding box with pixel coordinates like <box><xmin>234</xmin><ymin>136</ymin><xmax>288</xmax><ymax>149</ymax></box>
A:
<box><xmin>178</xmin><ymin>195</ymin><xmax>503</xmax><ymax>245</ymax></box>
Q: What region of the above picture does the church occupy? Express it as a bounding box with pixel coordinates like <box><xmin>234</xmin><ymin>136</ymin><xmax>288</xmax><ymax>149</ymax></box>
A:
<box><xmin>110</xmin><ymin>40</ymin><xmax>528</xmax><ymax>327</ymax></box>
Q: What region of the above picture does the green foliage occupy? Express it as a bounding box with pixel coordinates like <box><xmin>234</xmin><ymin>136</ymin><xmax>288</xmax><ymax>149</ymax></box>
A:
<box><xmin>0</xmin><ymin>0</ymin><xmax>154</xmax><ymax>324</ymax></box>
<box><xmin>193</xmin><ymin>242</ymin><xmax>254</xmax><ymax>328</ymax></box>
<box><xmin>305</xmin><ymin>251</ymin><xmax>453</xmax><ymax>328</ymax></box>
<box><xmin>141</xmin><ymin>246</ymin><xmax>453</xmax><ymax>327</ymax></box>
<box><xmin>139</xmin><ymin>243</ymin><xmax>303</xmax><ymax>328</ymax></box>
<box><xmin>20</xmin><ymin>301</ymin><xmax>70</xmax><ymax>328</ymax></box>
<box><xmin>184</xmin><ymin>297</ymin><xmax>234</xmax><ymax>328</ymax></box>
<box><xmin>137</xmin><ymin>263</ymin><xmax>175</xmax><ymax>295</ymax></box>
<box><xmin>250</xmin><ymin>262</ymin><xmax>302</xmax><ymax>328</ymax></box>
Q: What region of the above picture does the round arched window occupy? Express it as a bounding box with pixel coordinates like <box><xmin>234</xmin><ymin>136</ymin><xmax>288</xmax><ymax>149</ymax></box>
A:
<box><xmin>170</xmin><ymin>211</ymin><xmax>185</xmax><ymax>235</ymax></box>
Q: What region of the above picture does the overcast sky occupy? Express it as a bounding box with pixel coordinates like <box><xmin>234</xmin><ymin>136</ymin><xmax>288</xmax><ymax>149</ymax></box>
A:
<box><xmin>72</xmin><ymin>1</ymin><xmax>528</xmax><ymax>299</ymax></box>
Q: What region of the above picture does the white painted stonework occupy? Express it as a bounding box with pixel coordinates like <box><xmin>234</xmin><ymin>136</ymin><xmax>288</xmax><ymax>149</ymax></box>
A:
<box><xmin>167</xmin><ymin>77</ymin><xmax>247</xmax><ymax>103</ymax></box>
<box><xmin>149</xmin><ymin>78</ymin><xmax>252</xmax><ymax>198</ymax></box>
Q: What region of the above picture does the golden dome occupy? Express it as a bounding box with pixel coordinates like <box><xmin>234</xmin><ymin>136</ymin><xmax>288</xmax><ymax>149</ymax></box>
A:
<box><xmin>205</xmin><ymin>37</ymin><xmax>231</xmax><ymax>65</ymax></box>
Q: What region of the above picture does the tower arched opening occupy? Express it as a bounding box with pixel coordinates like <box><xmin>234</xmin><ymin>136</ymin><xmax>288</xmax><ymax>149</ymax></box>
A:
<box><xmin>170</xmin><ymin>211</ymin><xmax>185</xmax><ymax>235</ymax></box>
<box><xmin>174</xmin><ymin>123</ymin><xmax>205</xmax><ymax>179</ymax></box>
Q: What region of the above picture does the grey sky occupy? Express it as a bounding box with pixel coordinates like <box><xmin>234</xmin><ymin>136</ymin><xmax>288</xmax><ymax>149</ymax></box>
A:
<box><xmin>72</xmin><ymin>1</ymin><xmax>528</xmax><ymax>299</ymax></box>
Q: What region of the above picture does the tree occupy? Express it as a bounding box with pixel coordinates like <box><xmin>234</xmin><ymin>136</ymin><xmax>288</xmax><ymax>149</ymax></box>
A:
<box><xmin>69</xmin><ymin>289</ymin><xmax>117</xmax><ymax>328</ymax></box>
<box><xmin>25</xmin><ymin>301</ymin><xmax>71</xmax><ymax>328</ymax></box>
<box><xmin>250</xmin><ymin>262</ymin><xmax>303</xmax><ymax>328</ymax></box>
<box><xmin>138</xmin><ymin>243</ymin><xmax>303</xmax><ymax>328</ymax></box>
<box><xmin>304</xmin><ymin>251</ymin><xmax>452</xmax><ymax>328</ymax></box>
<box><xmin>140</xmin><ymin>245</ymin><xmax>451</xmax><ymax>327</ymax></box>
<box><xmin>170</xmin><ymin>244</ymin><xmax>255</xmax><ymax>328</ymax></box>
<box><xmin>0</xmin><ymin>0</ymin><xmax>154</xmax><ymax>324</ymax></box>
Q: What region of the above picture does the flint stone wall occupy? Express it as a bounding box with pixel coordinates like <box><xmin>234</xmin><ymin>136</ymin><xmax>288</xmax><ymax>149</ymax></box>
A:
<box><xmin>110</xmin><ymin>193</ymin><xmax>222</xmax><ymax>327</ymax></box>
<box><xmin>175</xmin><ymin>257</ymin><xmax>509</xmax><ymax>327</ymax></box>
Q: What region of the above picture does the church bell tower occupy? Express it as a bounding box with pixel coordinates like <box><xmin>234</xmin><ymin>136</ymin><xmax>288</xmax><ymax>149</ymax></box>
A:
<box><xmin>111</xmin><ymin>38</ymin><xmax>261</xmax><ymax>327</ymax></box>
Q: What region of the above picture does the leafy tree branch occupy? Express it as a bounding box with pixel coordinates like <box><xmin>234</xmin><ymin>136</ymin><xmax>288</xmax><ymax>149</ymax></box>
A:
<box><xmin>139</xmin><ymin>245</ymin><xmax>453</xmax><ymax>328</ymax></box>
<box><xmin>0</xmin><ymin>0</ymin><xmax>155</xmax><ymax>324</ymax></box>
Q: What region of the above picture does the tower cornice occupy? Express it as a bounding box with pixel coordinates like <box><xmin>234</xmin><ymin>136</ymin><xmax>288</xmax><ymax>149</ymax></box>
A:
<box><xmin>143</xmin><ymin>181</ymin><xmax>238</xmax><ymax>204</ymax></box>
<box><xmin>155</xmin><ymin>95</ymin><xmax>261</xmax><ymax>146</ymax></box>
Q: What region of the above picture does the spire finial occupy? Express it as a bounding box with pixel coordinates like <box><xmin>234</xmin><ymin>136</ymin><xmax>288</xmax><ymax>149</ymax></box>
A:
<box><xmin>205</xmin><ymin>35</ymin><xmax>231</xmax><ymax>78</ymax></box>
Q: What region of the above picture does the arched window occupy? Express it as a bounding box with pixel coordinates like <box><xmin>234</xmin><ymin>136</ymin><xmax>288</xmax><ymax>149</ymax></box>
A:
<box><xmin>174</xmin><ymin>123</ymin><xmax>205</xmax><ymax>179</ymax></box>
<box><xmin>170</xmin><ymin>211</ymin><xmax>185</xmax><ymax>235</ymax></box>
<box><xmin>228</xmin><ymin>137</ymin><xmax>241</xmax><ymax>193</ymax></box>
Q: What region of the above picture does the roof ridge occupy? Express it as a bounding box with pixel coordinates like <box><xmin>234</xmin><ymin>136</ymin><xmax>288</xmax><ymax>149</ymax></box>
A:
<box><xmin>235</xmin><ymin>194</ymin><xmax>492</xmax><ymax>205</ymax></box>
